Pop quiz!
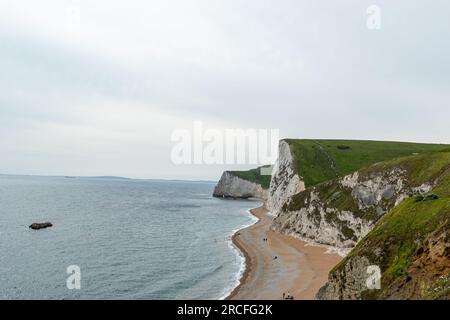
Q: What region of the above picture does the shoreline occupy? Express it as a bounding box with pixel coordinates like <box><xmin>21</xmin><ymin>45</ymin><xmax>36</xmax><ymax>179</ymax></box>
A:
<box><xmin>226</xmin><ymin>204</ymin><xmax>342</xmax><ymax>300</ymax></box>
<box><xmin>225</xmin><ymin>205</ymin><xmax>262</xmax><ymax>300</ymax></box>
<box><xmin>219</xmin><ymin>204</ymin><xmax>260</xmax><ymax>300</ymax></box>
<box><xmin>224</xmin><ymin>203</ymin><xmax>265</xmax><ymax>300</ymax></box>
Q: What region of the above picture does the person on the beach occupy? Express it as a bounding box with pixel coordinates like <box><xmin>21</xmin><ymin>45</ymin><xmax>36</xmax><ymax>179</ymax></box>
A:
<box><xmin>282</xmin><ymin>292</ymin><xmax>285</xmax><ymax>300</ymax></box>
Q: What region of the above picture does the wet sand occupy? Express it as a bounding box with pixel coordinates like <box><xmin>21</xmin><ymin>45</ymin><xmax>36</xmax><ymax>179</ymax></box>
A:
<box><xmin>227</xmin><ymin>205</ymin><xmax>342</xmax><ymax>300</ymax></box>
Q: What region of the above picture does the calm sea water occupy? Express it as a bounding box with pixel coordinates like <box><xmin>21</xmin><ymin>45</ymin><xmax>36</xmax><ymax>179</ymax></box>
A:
<box><xmin>0</xmin><ymin>175</ymin><xmax>258</xmax><ymax>299</ymax></box>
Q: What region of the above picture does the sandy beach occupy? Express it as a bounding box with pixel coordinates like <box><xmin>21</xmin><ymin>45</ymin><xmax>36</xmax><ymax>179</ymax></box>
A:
<box><xmin>227</xmin><ymin>205</ymin><xmax>342</xmax><ymax>300</ymax></box>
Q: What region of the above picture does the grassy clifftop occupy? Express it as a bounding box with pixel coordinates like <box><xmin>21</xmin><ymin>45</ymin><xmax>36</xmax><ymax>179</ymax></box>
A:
<box><xmin>285</xmin><ymin>139</ymin><xmax>450</xmax><ymax>188</ymax></box>
<box><xmin>229</xmin><ymin>165</ymin><xmax>271</xmax><ymax>189</ymax></box>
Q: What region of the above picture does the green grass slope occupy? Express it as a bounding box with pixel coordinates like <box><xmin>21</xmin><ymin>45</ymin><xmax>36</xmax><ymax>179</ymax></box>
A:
<box><xmin>329</xmin><ymin>151</ymin><xmax>450</xmax><ymax>299</ymax></box>
<box><xmin>285</xmin><ymin>139</ymin><xmax>450</xmax><ymax>188</ymax></box>
<box><xmin>230</xmin><ymin>165</ymin><xmax>271</xmax><ymax>189</ymax></box>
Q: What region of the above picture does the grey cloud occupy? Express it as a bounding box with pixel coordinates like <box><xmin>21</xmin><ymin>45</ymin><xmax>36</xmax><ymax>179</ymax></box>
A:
<box><xmin>0</xmin><ymin>0</ymin><xmax>449</xmax><ymax>179</ymax></box>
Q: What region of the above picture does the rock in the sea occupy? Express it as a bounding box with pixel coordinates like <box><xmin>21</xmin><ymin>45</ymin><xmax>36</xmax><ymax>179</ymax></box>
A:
<box><xmin>29</xmin><ymin>222</ymin><xmax>53</xmax><ymax>230</ymax></box>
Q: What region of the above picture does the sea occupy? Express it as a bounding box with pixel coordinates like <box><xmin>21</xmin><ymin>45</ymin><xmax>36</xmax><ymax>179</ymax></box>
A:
<box><xmin>0</xmin><ymin>174</ymin><xmax>258</xmax><ymax>299</ymax></box>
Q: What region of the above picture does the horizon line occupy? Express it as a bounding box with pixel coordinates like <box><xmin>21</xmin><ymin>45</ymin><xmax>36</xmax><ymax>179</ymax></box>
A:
<box><xmin>0</xmin><ymin>173</ymin><xmax>218</xmax><ymax>183</ymax></box>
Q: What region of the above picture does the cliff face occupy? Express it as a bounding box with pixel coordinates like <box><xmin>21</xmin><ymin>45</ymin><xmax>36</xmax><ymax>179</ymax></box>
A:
<box><xmin>213</xmin><ymin>171</ymin><xmax>268</xmax><ymax>199</ymax></box>
<box><xmin>317</xmin><ymin>152</ymin><xmax>450</xmax><ymax>300</ymax></box>
<box><xmin>267</xmin><ymin>140</ymin><xmax>305</xmax><ymax>215</ymax></box>
<box><xmin>271</xmin><ymin>166</ymin><xmax>434</xmax><ymax>251</ymax></box>
<box><xmin>268</xmin><ymin>141</ymin><xmax>450</xmax><ymax>251</ymax></box>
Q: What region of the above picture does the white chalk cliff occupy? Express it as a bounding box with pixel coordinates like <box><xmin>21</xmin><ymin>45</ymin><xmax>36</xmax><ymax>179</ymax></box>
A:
<box><xmin>271</xmin><ymin>167</ymin><xmax>434</xmax><ymax>252</ymax></box>
<box><xmin>213</xmin><ymin>171</ymin><xmax>268</xmax><ymax>200</ymax></box>
<box><xmin>267</xmin><ymin>140</ymin><xmax>305</xmax><ymax>215</ymax></box>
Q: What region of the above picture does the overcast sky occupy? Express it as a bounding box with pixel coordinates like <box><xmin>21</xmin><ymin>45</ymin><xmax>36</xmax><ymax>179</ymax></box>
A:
<box><xmin>1</xmin><ymin>0</ymin><xmax>449</xmax><ymax>180</ymax></box>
